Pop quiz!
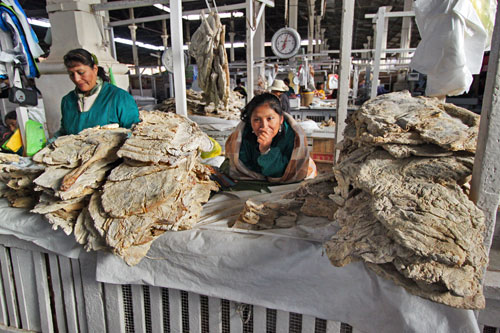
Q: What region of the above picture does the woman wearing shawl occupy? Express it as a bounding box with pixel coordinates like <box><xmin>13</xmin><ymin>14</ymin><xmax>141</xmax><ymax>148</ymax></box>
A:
<box><xmin>225</xmin><ymin>93</ymin><xmax>316</xmax><ymax>183</ymax></box>
<box><xmin>54</xmin><ymin>48</ymin><xmax>139</xmax><ymax>137</ymax></box>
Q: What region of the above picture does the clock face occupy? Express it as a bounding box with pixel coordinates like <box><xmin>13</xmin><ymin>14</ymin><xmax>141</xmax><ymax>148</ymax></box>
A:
<box><xmin>276</xmin><ymin>32</ymin><xmax>297</xmax><ymax>54</ymax></box>
<box><xmin>271</xmin><ymin>28</ymin><xmax>301</xmax><ymax>59</ymax></box>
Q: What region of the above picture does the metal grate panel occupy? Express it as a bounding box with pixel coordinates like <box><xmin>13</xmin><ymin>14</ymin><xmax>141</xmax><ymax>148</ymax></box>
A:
<box><xmin>221</xmin><ymin>299</ymin><xmax>230</xmax><ymax>333</ymax></box>
<box><xmin>200</xmin><ymin>295</ymin><xmax>209</xmax><ymax>333</ymax></box>
<box><xmin>314</xmin><ymin>318</ymin><xmax>327</xmax><ymax>333</ymax></box>
<box><xmin>162</xmin><ymin>288</ymin><xmax>170</xmax><ymax>333</ymax></box>
<box><xmin>143</xmin><ymin>286</ymin><xmax>152</xmax><ymax>333</ymax></box>
<box><xmin>341</xmin><ymin>322</ymin><xmax>353</xmax><ymax>333</ymax></box>
<box><xmin>181</xmin><ymin>290</ymin><xmax>190</xmax><ymax>332</ymax></box>
<box><xmin>122</xmin><ymin>285</ymin><xmax>134</xmax><ymax>333</ymax></box>
<box><xmin>289</xmin><ymin>312</ymin><xmax>302</xmax><ymax>333</ymax></box>
<box><xmin>242</xmin><ymin>304</ymin><xmax>253</xmax><ymax>333</ymax></box>
<box><xmin>266</xmin><ymin>308</ymin><xmax>276</xmax><ymax>333</ymax></box>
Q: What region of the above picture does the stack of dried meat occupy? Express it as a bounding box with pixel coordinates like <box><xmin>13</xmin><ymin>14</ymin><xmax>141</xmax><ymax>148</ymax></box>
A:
<box><xmin>76</xmin><ymin>111</ymin><xmax>218</xmax><ymax>265</ymax></box>
<box><xmin>232</xmin><ymin>174</ymin><xmax>338</xmax><ymax>230</ymax></box>
<box><xmin>31</xmin><ymin>125</ymin><xmax>128</xmax><ymax>235</ymax></box>
<box><xmin>325</xmin><ymin>91</ymin><xmax>487</xmax><ymax>309</ymax></box>
<box><xmin>0</xmin><ymin>153</ymin><xmax>44</xmax><ymax>208</ymax></box>
<box><xmin>189</xmin><ymin>11</ymin><xmax>230</xmax><ymax>108</ymax></box>
<box><xmin>158</xmin><ymin>89</ymin><xmax>243</xmax><ymax>120</ymax></box>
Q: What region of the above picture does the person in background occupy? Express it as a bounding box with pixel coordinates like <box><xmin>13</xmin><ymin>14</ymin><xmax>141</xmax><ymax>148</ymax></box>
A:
<box><xmin>269</xmin><ymin>79</ymin><xmax>290</xmax><ymax>114</ymax></box>
<box><xmin>315</xmin><ymin>82</ymin><xmax>326</xmax><ymax>99</ymax></box>
<box><xmin>53</xmin><ymin>48</ymin><xmax>139</xmax><ymax>138</ymax></box>
<box><xmin>0</xmin><ymin>111</ymin><xmax>16</xmax><ymax>146</ymax></box>
<box><xmin>225</xmin><ymin>93</ymin><xmax>316</xmax><ymax>183</ymax></box>
<box><xmin>283</xmin><ymin>78</ymin><xmax>295</xmax><ymax>97</ymax></box>
<box><xmin>233</xmin><ymin>78</ymin><xmax>247</xmax><ymax>98</ymax></box>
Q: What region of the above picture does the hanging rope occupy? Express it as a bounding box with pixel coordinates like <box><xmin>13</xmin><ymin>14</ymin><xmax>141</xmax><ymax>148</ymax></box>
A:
<box><xmin>204</xmin><ymin>0</ymin><xmax>212</xmax><ymax>12</ymax></box>
<box><xmin>204</xmin><ymin>0</ymin><xmax>219</xmax><ymax>15</ymax></box>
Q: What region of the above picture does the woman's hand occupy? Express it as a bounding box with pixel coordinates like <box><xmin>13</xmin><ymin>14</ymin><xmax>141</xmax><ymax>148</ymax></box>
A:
<box><xmin>256</xmin><ymin>127</ymin><xmax>274</xmax><ymax>153</ymax></box>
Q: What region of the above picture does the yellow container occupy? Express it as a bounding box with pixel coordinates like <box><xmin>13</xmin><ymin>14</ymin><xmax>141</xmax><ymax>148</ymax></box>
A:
<box><xmin>2</xmin><ymin>128</ymin><xmax>22</xmax><ymax>153</ymax></box>
<box><xmin>301</xmin><ymin>91</ymin><xmax>314</xmax><ymax>106</ymax></box>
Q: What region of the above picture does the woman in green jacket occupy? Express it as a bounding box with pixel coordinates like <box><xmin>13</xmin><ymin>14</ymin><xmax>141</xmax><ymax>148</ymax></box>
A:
<box><xmin>54</xmin><ymin>48</ymin><xmax>139</xmax><ymax>137</ymax></box>
<box><xmin>225</xmin><ymin>93</ymin><xmax>316</xmax><ymax>183</ymax></box>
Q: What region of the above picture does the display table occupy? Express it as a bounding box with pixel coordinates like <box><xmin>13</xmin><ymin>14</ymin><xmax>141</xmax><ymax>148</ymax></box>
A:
<box><xmin>0</xmin><ymin>189</ymin><xmax>483</xmax><ymax>333</ymax></box>
<box><xmin>289</xmin><ymin>106</ymin><xmax>357</xmax><ymax>123</ymax></box>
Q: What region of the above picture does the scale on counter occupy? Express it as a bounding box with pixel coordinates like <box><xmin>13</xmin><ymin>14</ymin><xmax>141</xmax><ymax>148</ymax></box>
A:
<box><xmin>270</xmin><ymin>27</ymin><xmax>301</xmax><ymax>59</ymax></box>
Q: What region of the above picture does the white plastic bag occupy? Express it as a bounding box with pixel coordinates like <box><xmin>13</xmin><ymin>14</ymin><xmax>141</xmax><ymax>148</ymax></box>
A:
<box><xmin>410</xmin><ymin>0</ymin><xmax>492</xmax><ymax>97</ymax></box>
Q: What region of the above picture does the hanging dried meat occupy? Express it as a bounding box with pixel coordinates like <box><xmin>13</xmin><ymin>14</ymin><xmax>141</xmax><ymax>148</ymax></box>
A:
<box><xmin>76</xmin><ymin>111</ymin><xmax>218</xmax><ymax>265</ymax></box>
<box><xmin>324</xmin><ymin>91</ymin><xmax>487</xmax><ymax>309</ymax></box>
<box><xmin>189</xmin><ymin>11</ymin><xmax>230</xmax><ymax>108</ymax></box>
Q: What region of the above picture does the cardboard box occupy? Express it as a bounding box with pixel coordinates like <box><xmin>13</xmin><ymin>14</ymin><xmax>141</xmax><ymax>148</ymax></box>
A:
<box><xmin>311</xmin><ymin>137</ymin><xmax>335</xmax><ymax>164</ymax></box>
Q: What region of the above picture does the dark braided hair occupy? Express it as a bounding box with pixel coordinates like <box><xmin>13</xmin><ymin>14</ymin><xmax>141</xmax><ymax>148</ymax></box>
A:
<box><xmin>240</xmin><ymin>93</ymin><xmax>283</xmax><ymax>123</ymax></box>
<box><xmin>63</xmin><ymin>48</ymin><xmax>109</xmax><ymax>82</ymax></box>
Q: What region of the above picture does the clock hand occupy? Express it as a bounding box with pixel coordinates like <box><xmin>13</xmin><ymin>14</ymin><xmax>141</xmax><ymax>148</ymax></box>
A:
<box><xmin>281</xmin><ymin>35</ymin><xmax>288</xmax><ymax>51</ymax></box>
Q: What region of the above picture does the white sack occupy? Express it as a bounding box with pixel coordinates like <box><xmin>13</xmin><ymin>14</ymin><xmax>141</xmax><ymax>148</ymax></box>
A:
<box><xmin>410</xmin><ymin>0</ymin><xmax>489</xmax><ymax>97</ymax></box>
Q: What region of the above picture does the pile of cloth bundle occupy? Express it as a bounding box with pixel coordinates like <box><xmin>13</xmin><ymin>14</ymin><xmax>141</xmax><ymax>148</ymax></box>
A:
<box><xmin>158</xmin><ymin>89</ymin><xmax>243</xmax><ymax>120</ymax></box>
<box><xmin>2</xmin><ymin>111</ymin><xmax>217</xmax><ymax>266</ymax></box>
<box><xmin>325</xmin><ymin>91</ymin><xmax>487</xmax><ymax>309</ymax></box>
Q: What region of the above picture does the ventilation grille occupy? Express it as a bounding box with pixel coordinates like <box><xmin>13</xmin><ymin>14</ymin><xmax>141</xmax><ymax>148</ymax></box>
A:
<box><xmin>119</xmin><ymin>286</ymin><xmax>365</xmax><ymax>333</ymax></box>
<box><xmin>181</xmin><ymin>291</ymin><xmax>190</xmax><ymax>332</ymax></box>
<box><xmin>266</xmin><ymin>309</ymin><xmax>277</xmax><ymax>332</ymax></box>
<box><xmin>221</xmin><ymin>299</ymin><xmax>230</xmax><ymax>333</ymax></box>
<box><xmin>315</xmin><ymin>318</ymin><xmax>328</xmax><ymax>333</ymax></box>
<box><xmin>483</xmin><ymin>326</ymin><xmax>499</xmax><ymax>333</ymax></box>
<box><xmin>289</xmin><ymin>312</ymin><xmax>302</xmax><ymax>333</ymax></box>
<box><xmin>122</xmin><ymin>285</ymin><xmax>134</xmax><ymax>333</ymax></box>
<box><xmin>143</xmin><ymin>286</ymin><xmax>152</xmax><ymax>333</ymax></box>
<box><xmin>341</xmin><ymin>322</ymin><xmax>353</xmax><ymax>333</ymax></box>
<box><xmin>162</xmin><ymin>288</ymin><xmax>170</xmax><ymax>333</ymax></box>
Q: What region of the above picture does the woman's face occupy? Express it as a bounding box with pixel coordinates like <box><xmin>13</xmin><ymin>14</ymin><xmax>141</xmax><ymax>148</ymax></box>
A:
<box><xmin>5</xmin><ymin>118</ymin><xmax>16</xmax><ymax>132</ymax></box>
<box><xmin>250</xmin><ymin>104</ymin><xmax>283</xmax><ymax>139</ymax></box>
<box><xmin>67</xmin><ymin>62</ymin><xmax>98</xmax><ymax>93</ymax></box>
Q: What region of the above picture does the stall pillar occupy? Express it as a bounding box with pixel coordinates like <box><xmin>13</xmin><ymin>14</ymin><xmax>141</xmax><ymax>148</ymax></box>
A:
<box><xmin>36</xmin><ymin>0</ymin><xmax>130</xmax><ymax>137</ymax></box>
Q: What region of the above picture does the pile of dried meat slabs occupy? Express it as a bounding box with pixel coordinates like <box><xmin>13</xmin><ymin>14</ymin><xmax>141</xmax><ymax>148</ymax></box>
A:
<box><xmin>325</xmin><ymin>91</ymin><xmax>487</xmax><ymax>309</ymax></box>
<box><xmin>22</xmin><ymin>111</ymin><xmax>217</xmax><ymax>265</ymax></box>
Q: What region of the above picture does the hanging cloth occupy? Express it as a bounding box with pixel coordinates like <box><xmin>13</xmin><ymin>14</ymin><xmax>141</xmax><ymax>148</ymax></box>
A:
<box><xmin>0</xmin><ymin>0</ymin><xmax>43</xmax><ymax>78</ymax></box>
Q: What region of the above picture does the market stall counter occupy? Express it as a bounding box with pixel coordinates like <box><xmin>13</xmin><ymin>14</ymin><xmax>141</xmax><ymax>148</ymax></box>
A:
<box><xmin>0</xmin><ymin>188</ymin><xmax>481</xmax><ymax>333</ymax></box>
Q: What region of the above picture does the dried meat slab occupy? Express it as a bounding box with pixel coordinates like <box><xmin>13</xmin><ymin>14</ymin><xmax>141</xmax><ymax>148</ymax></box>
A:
<box><xmin>327</xmin><ymin>147</ymin><xmax>486</xmax><ymax>308</ymax></box>
<box><xmin>101</xmin><ymin>155</ymin><xmax>196</xmax><ymax>218</ymax></box>
<box><xmin>349</xmin><ymin>91</ymin><xmax>479</xmax><ymax>152</ymax></box>
<box><xmin>233</xmin><ymin>174</ymin><xmax>338</xmax><ymax>230</ymax></box>
<box><xmin>117</xmin><ymin>111</ymin><xmax>212</xmax><ymax>164</ymax></box>
<box><xmin>34</xmin><ymin>126</ymin><xmax>128</xmax><ymax>168</ymax></box>
<box><xmin>86</xmin><ymin>164</ymin><xmax>216</xmax><ymax>265</ymax></box>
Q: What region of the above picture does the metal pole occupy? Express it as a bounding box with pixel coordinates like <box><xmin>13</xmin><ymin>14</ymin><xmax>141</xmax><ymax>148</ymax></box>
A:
<box><xmin>335</xmin><ymin>0</ymin><xmax>355</xmax><ymax>162</ymax></box>
<box><xmin>370</xmin><ymin>7</ymin><xmax>386</xmax><ymax>99</ymax></box>
<box><xmin>470</xmin><ymin>4</ymin><xmax>500</xmax><ymax>255</ymax></box>
<box><xmin>170</xmin><ymin>0</ymin><xmax>187</xmax><ymax>116</ymax></box>
<box><xmin>246</xmin><ymin>0</ymin><xmax>255</xmax><ymax>100</ymax></box>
